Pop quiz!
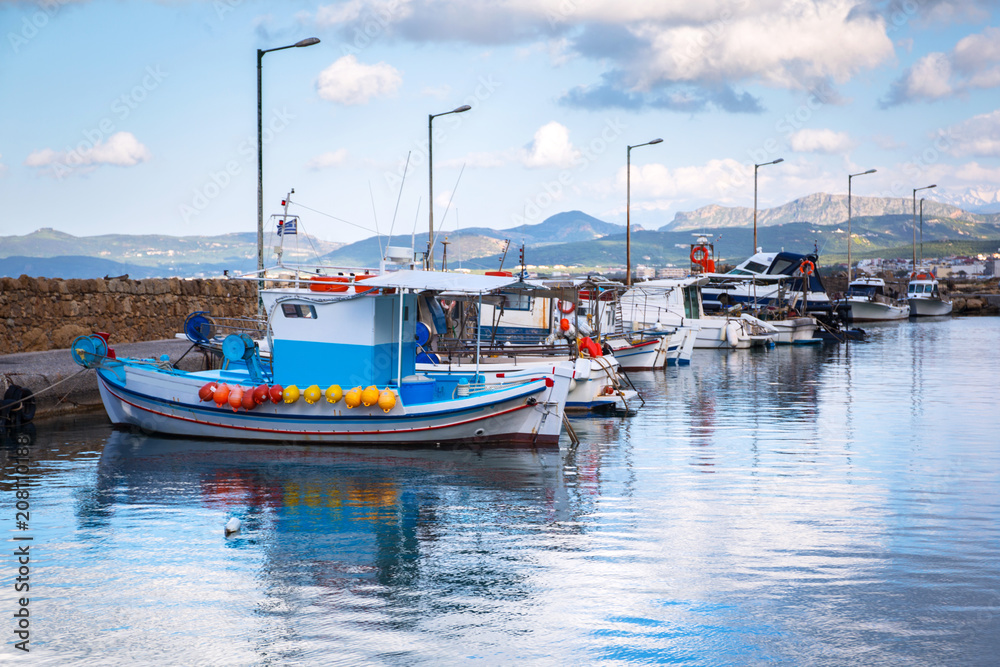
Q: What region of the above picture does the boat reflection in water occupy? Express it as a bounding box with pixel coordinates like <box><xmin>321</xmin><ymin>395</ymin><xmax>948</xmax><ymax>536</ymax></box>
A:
<box><xmin>93</xmin><ymin>428</ymin><xmax>586</xmax><ymax>582</ymax></box>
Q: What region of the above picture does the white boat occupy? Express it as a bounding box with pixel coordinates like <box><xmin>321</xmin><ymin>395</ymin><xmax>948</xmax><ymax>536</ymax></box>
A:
<box><xmin>73</xmin><ymin>270</ymin><xmax>571</xmax><ymax>447</ymax></box>
<box><xmin>619</xmin><ymin>277</ymin><xmax>776</xmax><ymax>350</ymax></box>
<box><xmin>432</xmin><ymin>282</ymin><xmax>640</xmax><ymax>413</ymax></box>
<box><xmin>767</xmin><ymin>316</ymin><xmax>819</xmax><ymax>344</ymax></box>
<box><xmin>843</xmin><ymin>276</ymin><xmax>910</xmax><ymax>321</ymax></box>
<box><xmin>907</xmin><ymin>270</ymin><xmax>953</xmax><ymax>317</ymax></box>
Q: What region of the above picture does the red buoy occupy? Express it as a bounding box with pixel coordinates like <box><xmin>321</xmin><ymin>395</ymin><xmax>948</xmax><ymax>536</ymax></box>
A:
<box><xmin>198</xmin><ymin>382</ymin><xmax>217</xmax><ymax>402</ymax></box>
<box><xmin>241</xmin><ymin>387</ymin><xmax>256</xmax><ymax>411</ymax></box>
<box><xmin>252</xmin><ymin>384</ymin><xmax>269</xmax><ymax>405</ymax></box>
<box><xmin>213</xmin><ymin>383</ymin><xmax>230</xmax><ymax>407</ymax></box>
<box><xmin>269</xmin><ymin>385</ymin><xmax>284</xmax><ymax>403</ymax></box>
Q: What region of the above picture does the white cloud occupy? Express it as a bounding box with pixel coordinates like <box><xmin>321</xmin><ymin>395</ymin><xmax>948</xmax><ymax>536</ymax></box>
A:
<box><xmin>24</xmin><ymin>132</ymin><xmax>151</xmax><ymax>176</ymax></box>
<box><xmin>316</xmin><ymin>55</ymin><xmax>402</xmax><ymax>105</ymax></box>
<box><xmin>310</xmin><ymin>0</ymin><xmax>894</xmax><ymax>108</ymax></box>
<box><xmin>306</xmin><ymin>149</ymin><xmax>349</xmax><ymax>170</ymax></box>
<box><xmin>789</xmin><ymin>128</ymin><xmax>854</xmax><ymax>154</ymax></box>
<box><xmin>884</xmin><ymin>26</ymin><xmax>1000</xmax><ymax>105</ymax></box>
<box><xmin>521</xmin><ymin>122</ymin><xmax>580</xmax><ymax>169</ymax></box>
<box><xmin>942</xmin><ymin>110</ymin><xmax>1000</xmax><ymax>157</ymax></box>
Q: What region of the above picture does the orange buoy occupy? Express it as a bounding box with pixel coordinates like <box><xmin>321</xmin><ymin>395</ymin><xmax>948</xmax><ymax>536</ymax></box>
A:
<box><xmin>228</xmin><ymin>386</ymin><xmax>244</xmax><ymax>412</ymax></box>
<box><xmin>361</xmin><ymin>385</ymin><xmax>379</xmax><ymax>407</ymax></box>
<box><xmin>269</xmin><ymin>385</ymin><xmax>283</xmax><ymax>403</ymax></box>
<box><xmin>198</xmin><ymin>382</ymin><xmax>217</xmax><ymax>402</ymax></box>
<box><xmin>345</xmin><ymin>386</ymin><xmax>362</xmax><ymax>408</ymax></box>
<box><xmin>378</xmin><ymin>389</ymin><xmax>397</xmax><ymax>413</ymax></box>
<box><xmin>560</xmin><ymin>318</ymin><xmax>570</xmax><ymax>331</ymax></box>
<box><xmin>241</xmin><ymin>387</ymin><xmax>256</xmax><ymax>411</ymax></box>
<box><xmin>213</xmin><ymin>383</ymin><xmax>230</xmax><ymax>407</ymax></box>
<box><xmin>252</xmin><ymin>384</ymin><xmax>269</xmax><ymax>405</ymax></box>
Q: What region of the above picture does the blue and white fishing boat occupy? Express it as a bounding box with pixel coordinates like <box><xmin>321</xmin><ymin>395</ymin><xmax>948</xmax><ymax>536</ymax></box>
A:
<box><xmin>72</xmin><ymin>271</ymin><xmax>570</xmax><ymax>447</ymax></box>
<box><xmin>907</xmin><ymin>269</ymin><xmax>952</xmax><ymax>317</ymax></box>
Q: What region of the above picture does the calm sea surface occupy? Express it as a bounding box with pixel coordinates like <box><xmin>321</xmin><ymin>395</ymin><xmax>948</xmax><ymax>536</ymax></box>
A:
<box><xmin>3</xmin><ymin>316</ymin><xmax>999</xmax><ymax>665</ymax></box>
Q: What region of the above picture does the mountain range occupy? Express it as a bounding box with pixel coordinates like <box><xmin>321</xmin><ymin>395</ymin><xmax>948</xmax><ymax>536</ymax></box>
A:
<box><xmin>3</xmin><ymin>195</ymin><xmax>999</xmax><ymax>278</ymax></box>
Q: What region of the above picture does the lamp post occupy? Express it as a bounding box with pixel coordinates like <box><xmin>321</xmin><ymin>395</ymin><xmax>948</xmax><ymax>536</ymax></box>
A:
<box><xmin>257</xmin><ymin>37</ymin><xmax>320</xmax><ymax>308</ymax></box>
<box><xmin>753</xmin><ymin>158</ymin><xmax>784</xmax><ymax>255</ymax></box>
<box><xmin>847</xmin><ymin>169</ymin><xmax>877</xmax><ymax>282</ymax></box>
<box><xmin>912</xmin><ymin>184</ymin><xmax>936</xmax><ymax>269</ymax></box>
<box><xmin>626</xmin><ymin>138</ymin><xmax>662</xmax><ymax>287</ymax></box>
<box><xmin>920</xmin><ymin>198</ymin><xmax>925</xmax><ymax>265</ymax></box>
<box><xmin>427</xmin><ymin>104</ymin><xmax>471</xmax><ymax>270</ymax></box>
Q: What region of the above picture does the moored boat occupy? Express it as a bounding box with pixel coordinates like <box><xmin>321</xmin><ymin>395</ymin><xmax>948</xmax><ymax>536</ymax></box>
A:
<box><xmin>907</xmin><ymin>270</ymin><xmax>953</xmax><ymax>317</ymax></box>
<box><xmin>73</xmin><ymin>271</ymin><xmax>571</xmax><ymax>447</ymax></box>
<box><xmin>843</xmin><ymin>276</ymin><xmax>910</xmax><ymax>322</ymax></box>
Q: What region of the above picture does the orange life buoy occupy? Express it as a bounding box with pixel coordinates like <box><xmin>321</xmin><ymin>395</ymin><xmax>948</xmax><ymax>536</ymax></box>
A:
<box><xmin>799</xmin><ymin>260</ymin><xmax>815</xmax><ymax>276</ymax></box>
<box><xmin>691</xmin><ymin>246</ymin><xmax>708</xmax><ymax>264</ymax></box>
<box><xmin>558</xmin><ymin>300</ymin><xmax>575</xmax><ymax>314</ymax></box>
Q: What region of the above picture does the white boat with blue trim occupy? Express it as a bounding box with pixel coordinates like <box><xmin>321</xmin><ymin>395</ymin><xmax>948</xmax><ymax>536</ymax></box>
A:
<box><xmin>73</xmin><ymin>271</ymin><xmax>571</xmax><ymax>447</ymax></box>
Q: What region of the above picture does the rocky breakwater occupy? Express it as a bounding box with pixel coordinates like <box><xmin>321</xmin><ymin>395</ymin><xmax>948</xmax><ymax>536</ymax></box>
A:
<box><xmin>1</xmin><ymin>275</ymin><xmax>257</xmax><ymax>353</ymax></box>
<box><xmin>946</xmin><ymin>277</ymin><xmax>1000</xmax><ymax>315</ymax></box>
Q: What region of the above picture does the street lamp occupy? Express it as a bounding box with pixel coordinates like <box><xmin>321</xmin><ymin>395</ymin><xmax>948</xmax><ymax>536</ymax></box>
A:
<box><xmin>753</xmin><ymin>158</ymin><xmax>784</xmax><ymax>255</ymax></box>
<box><xmin>920</xmin><ymin>198</ymin><xmax>926</xmax><ymax>265</ymax></box>
<box><xmin>257</xmin><ymin>37</ymin><xmax>320</xmax><ymax>307</ymax></box>
<box><xmin>912</xmin><ymin>184</ymin><xmax>936</xmax><ymax>269</ymax></box>
<box><xmin>427</xmin><ymin>104</ymin><xmax>471</xmax><ymax>270</ymax></box>
<box><xmin>847</xmin><ymin>169</ymin><xmax>877</xmax><ymax>282</ymax></box>
<box><xmin>626</xmin><ymin>138</ymin><xmax>663</xmax><ymax>287</ymax></box>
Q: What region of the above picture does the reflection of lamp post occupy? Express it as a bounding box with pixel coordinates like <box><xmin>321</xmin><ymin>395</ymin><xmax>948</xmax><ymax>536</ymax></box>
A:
<box><xmin>912</xmin><ymin>184</ymin><xmax>936</xmax><ymax>269</ymax></box>
<box><xmin>753</xmin><ymin>158</ymin><xmax>783</xmax><ymax>255</ymax></box>
<box><xmin>847</xmin><ymin>169</ymin><xmax>877</xmax><ymax>282</ymax></box>
<box><xmin>427</xmin><ymin>104</ymin><xmax>471</xmax><ymax>270</ymax></box>
<box><xmin>626</xmin><ymin>138</ymin><xmax>662</xmax><ymax>287</ymax></box>
<box><xmin>257</xmin><ymin>37</ymin><xmax>320</xmax><ymax>305</ymax></box>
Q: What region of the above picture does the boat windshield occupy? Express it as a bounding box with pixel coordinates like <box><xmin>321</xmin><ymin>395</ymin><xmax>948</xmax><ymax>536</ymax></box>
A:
<box><xmin>847</xmin><ymin>285</ymin><xmax>878</xmax><ymax>297</ymax></box>
<box><xmin>769</xmin><ymin>258</ymin><xmax>798</xmax><ymax>275</ymax></box>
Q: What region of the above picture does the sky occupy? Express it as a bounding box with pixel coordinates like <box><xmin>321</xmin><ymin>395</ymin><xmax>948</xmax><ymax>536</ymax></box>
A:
<box><xmin>2</xmin><ymin>0</ymin><xmax>1000</xmax><ymax>246</ymax></box>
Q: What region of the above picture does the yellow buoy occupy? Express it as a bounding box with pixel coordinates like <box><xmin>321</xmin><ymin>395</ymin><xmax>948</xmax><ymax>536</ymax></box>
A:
<box><xmin>303</xmin><ymin>384</ymin><xmax>322</xmax><ymax>404</ymax></box>
<box><xmin>324</xmin><ymin>384</ymin><xmax>343</xmax><ymax>404</ymax></box>
<box><xmin>344</xmin><ymin>386</ymin><xmax>362</xmax><ymax>409</ymax></box>
<box><xmin>283</xmin><ymin>385</ymin><xmax>300</xmax><ymax>404</ymax></box>
<box><xmin>361</xmin><ymin>385</ymin><xmax>379</xmax><ymax>407</ymax></box>
<box><xmin>378</xmin><ymin>389</ymin><xmax>396</xmax><ymax>413</ymax></box>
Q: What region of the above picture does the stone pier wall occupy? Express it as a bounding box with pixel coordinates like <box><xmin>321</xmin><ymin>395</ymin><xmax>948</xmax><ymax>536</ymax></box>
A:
<box><xmin>0</xmin><ymin>275</ymin><xmax>257</xmax><ymax>353</ymax></box>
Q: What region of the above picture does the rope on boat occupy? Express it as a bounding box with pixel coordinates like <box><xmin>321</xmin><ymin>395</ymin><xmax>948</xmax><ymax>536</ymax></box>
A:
<box><xmin>2</xmin><ymin>367</ymin><xmax>92</xmax><ymax>410</ymax></box>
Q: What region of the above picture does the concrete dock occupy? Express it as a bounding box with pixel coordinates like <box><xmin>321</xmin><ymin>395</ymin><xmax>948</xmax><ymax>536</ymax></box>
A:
<box><xmin>1</xmin><ymin>339</ymin><xmax>212</xmax><ymax>420</ymax></box>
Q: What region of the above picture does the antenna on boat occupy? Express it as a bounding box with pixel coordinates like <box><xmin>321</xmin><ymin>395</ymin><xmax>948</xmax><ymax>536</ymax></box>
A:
<box><xmin>386</xmin><ymin>151</ymin><xmax>411</xmax><ymax>250</ymax></box>
<box><xmin>498</xmin><ymin>239</ymin><xmax>510</xmax><ymax>271</ymax></box>
<box><xmin>368</xmin><ymin>181</ymin><xmax>384</xmax><ymax>262</ymax></box>
<box><xmin>411</xmin><ymin>197</ymin><xmax>421</xmax><ymax>259</ymax></box>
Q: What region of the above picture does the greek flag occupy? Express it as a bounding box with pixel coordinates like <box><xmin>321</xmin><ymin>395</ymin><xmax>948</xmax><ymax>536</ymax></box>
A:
<box><xmin>277</xmin><ymin>219</ymin><xmax>297</xmax><ymax>236</ymax></box>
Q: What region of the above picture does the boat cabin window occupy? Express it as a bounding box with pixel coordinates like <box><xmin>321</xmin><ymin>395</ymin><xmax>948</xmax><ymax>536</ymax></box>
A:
<box><xmin>769</xmin><ymin>258</ymin><xmax>797</xmax><ymax>275</ymax></box>
<box><xmin>281</xmin><ymin>304</ymin><xmax>317</xmax><ymax>319</ymax></box>
<box><xmin>744</xmin><ymin>261</ymin><xmax>769</xmax><ymax>274</ymax></box>
<box><xmin>500</xmin><ymin>291</ymin><xmax>532</xmax><ymax>311</ymax></box>
<box><xmin>727</xmin><ymin>268</ymin><xmax>754</xmax><ymax>276</ymax></box>
<box><xmin>846</xmin><ymin>285</ymin><xmax>879</xmax><ymax>298</ymax></box>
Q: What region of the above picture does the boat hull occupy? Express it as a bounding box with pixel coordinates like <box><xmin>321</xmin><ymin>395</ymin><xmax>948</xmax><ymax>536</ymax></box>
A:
<box><xmin>97</xmin><ymin>365</ymin><xmax>562</xmax><ymax>447</ymax></box>
<box><xmin>908</xmin><ymin>297</ymin><xmax>952</xmax><ymax>317</ymax></box>
<box><xmin>846</xmin><ymin>299</ymin><xmax>910</xmax><ymax>322</ymax></box>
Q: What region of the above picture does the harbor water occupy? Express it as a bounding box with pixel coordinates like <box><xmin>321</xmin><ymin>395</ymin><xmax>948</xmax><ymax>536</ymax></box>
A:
<box><xmin>3</xmin><ymin>316</ymin><xmax>999</xmax><ymax>665</ymax></box>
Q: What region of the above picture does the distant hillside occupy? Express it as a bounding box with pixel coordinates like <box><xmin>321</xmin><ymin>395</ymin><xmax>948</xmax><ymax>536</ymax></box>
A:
<box><xmin>0</xmin><ymin>255</ymin><xmax>242</xmax><ymax>279</ymax></box>
<box><xmin>662</xmin><ymin>194</ymin><xmax>998</xmax><ymax>232</ymax></box>
<box><xmin>0</xmin><ymin>228</ymin><xmax>344</xmax><ymax>278</ymax></box>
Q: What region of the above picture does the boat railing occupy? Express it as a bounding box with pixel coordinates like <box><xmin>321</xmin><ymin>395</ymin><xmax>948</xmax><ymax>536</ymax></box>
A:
<box><xmin>434</xmin><ymin>337</ymin><xmax>575</xmax><ymax>363</ymax></box>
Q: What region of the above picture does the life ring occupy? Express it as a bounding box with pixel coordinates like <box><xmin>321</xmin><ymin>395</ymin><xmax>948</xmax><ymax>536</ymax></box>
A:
<box><xmin>558</xmin><ymin>300</ymin><xmax>575</xmax><ymax>314</ymax></box>
<box><xmin>691</xmin><ymin>246</ymin><xmax>709</xmax><ymax>264</ymax></box>
<box><xmin>799</xmin><ymin>260</ymin><xmax>815</xmax><ymax>276</ymax></box>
